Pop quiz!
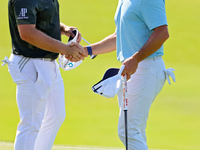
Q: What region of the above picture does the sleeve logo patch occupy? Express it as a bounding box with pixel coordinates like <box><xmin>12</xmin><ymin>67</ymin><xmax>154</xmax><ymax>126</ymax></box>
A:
<box><xmin>17</xmin><ymin>8</ymin><xmax>29</xmax><ymax>19</ymax></box>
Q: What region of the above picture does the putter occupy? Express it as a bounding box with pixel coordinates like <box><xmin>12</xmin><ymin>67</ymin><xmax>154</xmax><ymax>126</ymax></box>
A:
<box><xmin>81</xmin><ymin>37</ymin><xmax>97</xmax><ymax>59</ymax></box>
<box><xmin>123</xmin><ymin>75</ymin><xmax>128</xmax><ymax>150</ymax></box>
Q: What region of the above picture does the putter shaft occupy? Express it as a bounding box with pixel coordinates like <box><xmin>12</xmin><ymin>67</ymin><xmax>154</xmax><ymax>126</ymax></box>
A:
<box><xmin>81</xmin><ymin>37</ymin><xmax>97</xmax><ymax>59</ymax></box>
<box><xmin>82</xmin><ymin>37</ymin><xmax>91</xmax><ymax>45</ymax></box>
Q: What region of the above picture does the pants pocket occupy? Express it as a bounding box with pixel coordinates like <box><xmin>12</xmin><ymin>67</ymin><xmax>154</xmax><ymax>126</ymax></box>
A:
<box><xmin>8</xmin><ymin>63</ymin><xmax>24</xmax><ymax>84</ymax></box>
<box><xmin>156</xmin><ymin>70</ymin><xmax>166</xmax><ymax>95</ymax></box>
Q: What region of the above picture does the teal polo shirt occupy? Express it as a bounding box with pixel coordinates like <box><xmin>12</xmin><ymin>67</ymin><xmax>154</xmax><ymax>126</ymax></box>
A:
<box><xmin>114</xmin><ymin>0</ymin><xmax>168</xmax><ymax>62</ymax></box>
<box><xmin>8</xmin><ymin>0</ymin><xmax>61</xmax><ymax>59</ymax></box>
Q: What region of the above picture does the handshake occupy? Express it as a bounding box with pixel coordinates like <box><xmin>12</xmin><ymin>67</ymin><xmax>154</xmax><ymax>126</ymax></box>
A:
<box><xmin>59</xmin><ymin>29</ymin><xmax>95</xmax><ymax>71</ymax></box>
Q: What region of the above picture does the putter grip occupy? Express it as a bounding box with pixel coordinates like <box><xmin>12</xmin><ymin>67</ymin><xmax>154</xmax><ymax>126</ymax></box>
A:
<box><xmin>123</xmin><ymin>75</ymin><xmax>128</xmax><ymax>111</ymax></box>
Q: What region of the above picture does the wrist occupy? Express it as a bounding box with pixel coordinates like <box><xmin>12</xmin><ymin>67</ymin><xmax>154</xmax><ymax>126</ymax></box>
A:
<box><xmin>86</xmin><ymin>46</ymin><xmax>92</xmax><ymax>55</ymax></box>
<box><xmin>132</xmin><ymin>52</ymin><xmax>142</xmax><ymax>63</ymax></box>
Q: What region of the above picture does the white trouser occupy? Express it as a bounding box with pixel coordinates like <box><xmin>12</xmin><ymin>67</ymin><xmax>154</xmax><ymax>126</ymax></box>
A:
<box><xmin>8</xmin><ymin>54</ymin><xmax>66</xmax><ymax>150</ymax></box>
<box><xmin>117</xmin><ymin>56</ymin><xmax>166</xmax><ymax>150</ymax></box>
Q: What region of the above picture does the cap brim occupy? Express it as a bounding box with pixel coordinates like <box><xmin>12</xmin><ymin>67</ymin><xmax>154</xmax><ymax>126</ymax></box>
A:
<box><xmin>102</xmin><ymin>68</ymin><xmax>120</xmax><ymax>80</ymax></box>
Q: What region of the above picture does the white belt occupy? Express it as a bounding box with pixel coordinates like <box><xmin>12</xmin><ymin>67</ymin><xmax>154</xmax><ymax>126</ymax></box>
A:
<box><xmin>145</xmin><ymin>55</ymin><xmax>162</xmax><ymax>61</ymax></box>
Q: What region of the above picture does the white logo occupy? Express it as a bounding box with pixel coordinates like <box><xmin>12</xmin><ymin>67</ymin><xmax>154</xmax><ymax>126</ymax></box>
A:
<box><xmin>17</xmin><ymin>8</ymin><xmax>28</xmax><ymax>19</ymax></box>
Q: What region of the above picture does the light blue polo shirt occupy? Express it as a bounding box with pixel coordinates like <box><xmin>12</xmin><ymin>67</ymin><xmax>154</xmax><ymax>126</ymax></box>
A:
<box><xmin>114</xmin><ymin>0</ymin><xmax>168</xmax><ymax>62</ymax></box>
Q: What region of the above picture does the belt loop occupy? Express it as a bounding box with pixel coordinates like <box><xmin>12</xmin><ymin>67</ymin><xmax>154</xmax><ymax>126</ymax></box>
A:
<box><xmin>153</xmin><ymin>57</ymin><xmax>156</xmax><ymax>61</ymax></box>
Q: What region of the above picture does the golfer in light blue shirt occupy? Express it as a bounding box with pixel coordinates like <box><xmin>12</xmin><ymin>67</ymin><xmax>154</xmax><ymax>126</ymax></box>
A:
<box><xmin>74</xmin><ymin>0</ymin><xmax>175</xmax><ymax>149</ymax></box>
<box><xmin>115</xmin><ymin>0</ymin><xmax>168</xmax><ymax>62</ymax></box>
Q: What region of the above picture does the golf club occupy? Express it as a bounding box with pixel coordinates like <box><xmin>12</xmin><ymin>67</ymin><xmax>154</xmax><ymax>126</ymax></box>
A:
<box><xmin>123</xmin><ymin>74</ymin><xmax>128</xmax><ymax>150</ymax></box>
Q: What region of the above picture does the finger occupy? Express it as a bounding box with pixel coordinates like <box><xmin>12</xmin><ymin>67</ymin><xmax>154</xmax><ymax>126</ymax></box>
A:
<box><xmin>127</xmin><ymin>74</ymin><xmax>131</xmax><ymax>81</ymax></box>
<box><xmin>76</xmin><ymin>43</ymin><xmax>84</xmax><ymax>51</ymax></box>
<box><xmin>70</xmin><ymin>27</ymin><xmax>77</xmax><ymax>31</ymax></box>
<box><xmin>65</xmin><ymin>55</ymin><xmax>73</xmax><ymax>60</ymax></box>
<box><xmin>77</xmin><ymin>32</ymin><xmax>82</xmax><ymax>43</ymax></box>
<box><xmin>121</xmin><ymin>69</ymin><xmax>126</xmax><ymax>76</ymax></box>
<box><xmin>70</xmin><ymin>58</ymin><xmax>77</xmax><ymax>62</ymax></box>
<box><xmin>78</xmin><ymin>53</ymin><xmax>84</xmax><ymax>60</ymax></box>
<box><xmin>70</xmin><ymin>42</ymin><xmax>76</xmax><ymax>47</ymax></box>
<box><xmin>67</xmin><ymin>27</ymin><xmax>76</xmax><ymax>37</ymax></box>
<box><xmin>75</xmin><ymin>52</ymin><xmax>84</xmax><ymax>61</ymax></box>
<box><xmin>67</xmin><ymin>57</ymin><xmax>74</xmax><ymax>62</ymax></box>
<box><xmin>69</xmin><ymin>30</ymin><xmax>75</xmax><ymax>37</ymax></box>
<box><xmin>80</xmin><ymin>54</ymin><xmax>85</xmax><ymax>60</ymax></box>
<box><xmin>65</xmin><ymin>54</ymin><xmax>69</xmax><ymax>58</ymax></box>
<box><xmin>68</xmin><ymin>56</ymin><xmax>78</xmax><ymax>62</ymax></box>
<box><xmin>70</xmin><ymin>42</ymin><xmax>81</xmax><ymax>48</ymax></box>
<box><xmin>68</xmin><ymin>55</ymin><xmax>73</xmax><ymax>60</ymax></box>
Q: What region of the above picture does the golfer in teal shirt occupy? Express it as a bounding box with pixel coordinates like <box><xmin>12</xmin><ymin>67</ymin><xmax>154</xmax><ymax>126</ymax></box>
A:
<box><xmin>79</xmin><ymin>0</ymin><xmax>175</xmax><ymax>149</ymax></box>
<box><xmin>115</xmin><ymin>0</ymin><xmax>168</xmax><ymax>62</ymax></box>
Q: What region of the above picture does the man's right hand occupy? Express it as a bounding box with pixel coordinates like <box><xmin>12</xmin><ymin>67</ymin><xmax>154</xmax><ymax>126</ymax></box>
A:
<box><xmin>64</xmin><ymin>42</ymin><xmax>88</xmax><ymax>62</ymax></box>
<box><xmin>18</xmin><ymin>24</ymin><xmax>85</xmax><ymax>62</ymax></box>
<box><xmin>62</xmin><ymin>44</ymin><xmax>85</xmax><ymax>62</ymax></box>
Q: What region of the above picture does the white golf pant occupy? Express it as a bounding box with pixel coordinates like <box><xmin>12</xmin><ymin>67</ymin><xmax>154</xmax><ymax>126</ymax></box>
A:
<box><xmin>8</xmin><ymin>54</ymin><xmax>66</xmax><ymax>150</ymax></box>
<box><xmin>117</xmin><ymin>56</ymin><xmax>166</xmax><ymax>150</ymax></box>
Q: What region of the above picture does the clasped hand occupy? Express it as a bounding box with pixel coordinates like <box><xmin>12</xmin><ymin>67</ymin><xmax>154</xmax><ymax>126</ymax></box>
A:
<box><xmin>61</xmin><ymin>27</ymin><xmax>88</xmax><ymax>62</ymax></box>
<box><xmin>64</xmin><ymin>42</ymin><xmax>88</xmax><ymax>62</ymax></box>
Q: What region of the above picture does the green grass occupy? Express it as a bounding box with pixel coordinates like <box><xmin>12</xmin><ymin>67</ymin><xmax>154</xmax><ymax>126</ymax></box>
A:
<box><xmin>0</xmin><ymin>141</ymin><xmax>171</xmax><ymax>150</ymax></box>
<box><xmin>0</xmin><ymin>0</ymin><xmax>200</xmax><ymax>150</ymax></box>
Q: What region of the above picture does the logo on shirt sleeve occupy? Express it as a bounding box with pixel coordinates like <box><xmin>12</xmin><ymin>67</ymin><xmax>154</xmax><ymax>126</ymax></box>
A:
<box><xmin>17</xmin><ymin>8</ymin><xmax>29</xmax><ymax>19</ymax></box>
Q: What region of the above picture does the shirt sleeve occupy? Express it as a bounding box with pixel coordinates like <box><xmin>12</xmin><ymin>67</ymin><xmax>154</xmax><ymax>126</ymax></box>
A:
<box><xmin>140</xmin><ymin>0</ymin><xmax>168</xmax><ymax>30</ymax></box>
<box><xmin>13</xmin><ymin>0</ymin><xmax>38</xmax><ymax>25</ymax></box>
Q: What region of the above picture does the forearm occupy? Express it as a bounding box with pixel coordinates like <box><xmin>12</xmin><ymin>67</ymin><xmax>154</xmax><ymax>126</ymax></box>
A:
<box><xmin>133</xmin><ymin>25</ymin><xmax>169</xmax><ymax>62</ymax></box>
<box><xmin>26</xmin><ymin>30</ymin><xmax>68</xmax><ymax>54</ymax></box>
<box><xmin>60</xmin><ymin>22</ymin><xmax>69</xmax><ymax>36</ymax></box>
<box><xmin>121</xmin><ymin>25</ymin><xmax>169</xmax><ymax>79</ymax></box>
<box><xmin>60</xmin><ymin>22</ymin><xmax>65</xmax><ymax>30</ymax></box>
<box><xmin>18</xmin><ymin>24</ymin><xmax>69</xmax><ymax>54</ymax></box>
<box><xmin>86</xmin><ymin>33</ymin><xmax>116</xmax><ymax>55</ymax></box>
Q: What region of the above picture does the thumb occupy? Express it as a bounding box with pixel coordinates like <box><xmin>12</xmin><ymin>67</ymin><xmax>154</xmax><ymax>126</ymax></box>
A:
<box><xmin>70</xmin><ymin>42</ymin><xmax>77</xmax><ymax>47</ymax></box>
<box><xmin>68</xmin><ymin>29</ymin><xmax>75</xmax><ymax>37</ymax></box>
